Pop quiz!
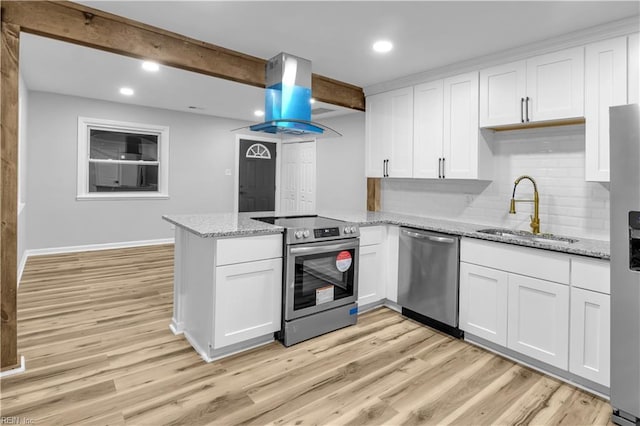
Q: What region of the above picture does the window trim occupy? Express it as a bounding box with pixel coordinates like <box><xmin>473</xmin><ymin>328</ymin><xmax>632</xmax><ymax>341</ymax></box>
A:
<box><xmin>77</xmin><ymin>117</ymin><xmax>170</xmax><ymax>200</ymax></box>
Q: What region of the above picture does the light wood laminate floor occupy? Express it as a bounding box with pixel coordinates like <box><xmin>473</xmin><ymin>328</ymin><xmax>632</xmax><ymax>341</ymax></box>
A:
<box><xmin>1</xmin><ymin>244</ymin><xmax>614</xmax><ymax>425</ymax></box>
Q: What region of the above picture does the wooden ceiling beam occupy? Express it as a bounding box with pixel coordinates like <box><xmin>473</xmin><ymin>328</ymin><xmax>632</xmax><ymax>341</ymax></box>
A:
<box><xmin>1</xmin><ymin>1</ymin><xmax>365</xmax><ymax>111</ymax></box>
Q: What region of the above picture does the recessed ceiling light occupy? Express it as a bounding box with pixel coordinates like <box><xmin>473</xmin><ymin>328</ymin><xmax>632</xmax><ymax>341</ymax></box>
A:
<box><xmin>373</xmin><ymin>40</ymin><xmax>393</xmax><ymax>53</ymax></box>
<box><xmin>119</xmin><ymin>87</ymin><xmax>134</xmax><ymax>96</ymax></box>
<box><xmin>142</xmin><ymin>61</ymin><xmax>160</xmax><ymax>72</ymax></box>
<box><xmin>254</xmin><ymin>110</ymin><xmax>265</xmax><ymax>117</ymax></box>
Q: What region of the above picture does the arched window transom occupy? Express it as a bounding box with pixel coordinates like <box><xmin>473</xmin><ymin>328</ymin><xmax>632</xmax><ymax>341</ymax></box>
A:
<box><xmin>245</xmin><ymin>143</ymin><xmax>272</xmax><ymax>159</ymax></box>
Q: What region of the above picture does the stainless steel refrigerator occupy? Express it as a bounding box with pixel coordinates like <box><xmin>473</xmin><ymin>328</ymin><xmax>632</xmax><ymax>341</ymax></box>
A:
<box><xmin>610</xmin><ymin>103</ymin><xmax>640</xmax><ymax>426</ymax></box>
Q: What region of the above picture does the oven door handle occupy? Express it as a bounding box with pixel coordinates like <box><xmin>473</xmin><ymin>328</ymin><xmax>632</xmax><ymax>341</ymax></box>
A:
<box><xmin>289</xmin><ymin>241</ymin><xmax>358</xmax><ymax>255</ymax></box>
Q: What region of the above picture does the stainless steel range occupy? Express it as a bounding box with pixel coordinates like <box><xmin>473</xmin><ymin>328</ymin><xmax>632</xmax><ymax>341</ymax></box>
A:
<box><xmin>254</xmin><ymin>215</ymin><xmax>360</xmax><ymax>346</ymax></box>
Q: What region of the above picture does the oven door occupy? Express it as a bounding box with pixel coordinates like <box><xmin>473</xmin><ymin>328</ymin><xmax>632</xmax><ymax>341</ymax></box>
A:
<box><xmin>285</xmin><ymin>238</ymin><xmax>359</xmax><ymax>321</ymax></box>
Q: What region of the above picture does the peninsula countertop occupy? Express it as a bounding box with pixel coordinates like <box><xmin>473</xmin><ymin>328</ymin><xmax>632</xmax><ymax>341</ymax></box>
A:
<box><xmin>162</xmin><ymin>212</ymin><xmax>283</xmax><ymax>238</ymax></box>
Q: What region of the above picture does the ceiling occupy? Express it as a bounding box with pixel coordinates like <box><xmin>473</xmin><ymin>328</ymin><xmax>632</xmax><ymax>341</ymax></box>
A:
<box><xmin>78</xmin><ymin>1</ymin><xmax>639</xmax><ymax>88</ymax></box>
<box><xmin>19</xmin><ymin>33</ymin><xmax>353</xmax><ymax>123</ymax></box>
<box><xmin>21</xmin><ymin>1</ymin><xmax>639</xmax><ymax>122</ymax></box>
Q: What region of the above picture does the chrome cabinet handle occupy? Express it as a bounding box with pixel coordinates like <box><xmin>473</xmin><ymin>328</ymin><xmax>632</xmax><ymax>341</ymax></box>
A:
<box><xmin>525</xmin><ymin>97</ymin><xmax>530</xmax><ymax>122</ymax></box>
<box><xmin>520</xmin><ymin>98</ymin><xmax>525</xmax><ymax>123</ymax></box>
<box><xmin>438</xmin><ymin>158</ymin><xmax>442</xmax><ymax>178</ymax></box>
<box><xmin>290</xmin><ymin>241</ymin><xmax>358</xmax><ymax>255</ymax></box>
<box><xmin>427</xmin><ymin>236</ymin><xmax>455</xmax><ymax>243</ymax></box>
<box><xmin>402</xmin><ymin>229</ymin><xmax>455</xmax><ymax>244</ymax></box>
<box><xmin>402</xmin><ymin>230</ymin><xmax>426</xmax><ymax>239</ymax></box>
<box><xmin>442</xmin><ymin>158</ymin><xmax>446</xmax><ymax>179</ymax></box>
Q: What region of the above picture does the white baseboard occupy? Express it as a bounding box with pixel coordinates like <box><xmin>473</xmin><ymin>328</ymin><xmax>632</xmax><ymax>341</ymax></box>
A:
<box><xmin>17</xmin><ymin>252</ymin><xmax>28</xmax><ymax>288</ymax></box>
<box><xmin>24</xmin><ymin>238</ymin><xmax>175</xmax><ymax>258</ymax></box>
<box><xmin>0</xmin><ymin>356</ymin><xmax>25</xmax><ymax>378</ymax></box>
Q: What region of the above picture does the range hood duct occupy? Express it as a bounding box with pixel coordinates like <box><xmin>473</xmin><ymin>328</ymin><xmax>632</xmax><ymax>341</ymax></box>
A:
<box><xmin>235</xmin><ymin>53</ymin><xmax>341</xmax><ymax>138</ymax></box>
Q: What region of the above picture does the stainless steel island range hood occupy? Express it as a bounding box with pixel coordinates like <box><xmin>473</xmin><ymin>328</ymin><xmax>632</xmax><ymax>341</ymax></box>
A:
<box><xmin>236</xmin><ymin>52</ymin><xmax>341</xmax><ymax>138</ymax></box>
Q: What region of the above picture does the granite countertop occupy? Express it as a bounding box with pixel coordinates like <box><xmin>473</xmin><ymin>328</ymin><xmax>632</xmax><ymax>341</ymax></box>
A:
<box><xmin>319</xmin><ymin>210</ymin><xmax>610</xmax><ymax>260</ymax></box>
<box><xmin>162</xmin><ymin>212</ymin><xmax>283</xmax><ymax>238</ymax></box>
<box><xmin>163</xmin><ymin>210</ymin><xmax>609</xmax><ymax>259</ymax></box>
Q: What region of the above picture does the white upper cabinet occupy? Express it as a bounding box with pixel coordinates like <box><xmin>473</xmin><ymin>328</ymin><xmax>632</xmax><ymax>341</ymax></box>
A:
<box><xmin>585</xmin><ymin>36</ymin><xmax>628</xmax><ymax>182</ymax></box>
<box><xmin>365</xmin><ymin>93</ymin><xmax>389</xmax><ymax>178</ymax></box>
<box><xmin>412</xmin><ymin>72</ymin><xmax>489</xmax><ymax>180</ymax></box>
<box><xmin>388</xmin><ymin>88</ymin><xmax>414</xmax><ymax>177</ymax></box>
<box><xmin>479</xmin><ymin>61</ymin><xmax>527</xmax><ymax>127</ymax></box>
<box><xmin>443</xmin><ymin>72</ymin><xmax>481</xmax><ymax>179</ymax></box>
<box><xmin>527</xmin><ymin>47</ymin><xmax>585</xmax><ymax>122</ymax></box>
<box><xmin>629</xmin><ymin>33</ymin><xmax>639</xmax><ymax>105</ymax></box>
<box><xmin>479</xmin><ymin>47</ymin><xmax>584</xmax><ymax>127</ymax></box>
<box><xmin>413</xmin><ymin>80</ymin><xmax>444</xmax><ymax>179</ymax></box>
<box><xmin>365</xmin><ymin>87</ymin><xmax>413</xmax><ymax>178</ymax></box>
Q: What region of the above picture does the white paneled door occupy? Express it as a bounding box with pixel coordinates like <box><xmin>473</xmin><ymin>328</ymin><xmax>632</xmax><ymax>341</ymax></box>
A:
<box><xmin>459</xmin><ymin>262</ymin><xmax>509</xmax><ymax>346</ymax></box>
<box><xmin>280</xmin><ymin>141</ymin><xmax>316</xmax><ymax>215</ymax></box>
<box><xmin>507</xmin><ymin>274</ymin><xmax>570</xmax><ymax>369</ymax></box>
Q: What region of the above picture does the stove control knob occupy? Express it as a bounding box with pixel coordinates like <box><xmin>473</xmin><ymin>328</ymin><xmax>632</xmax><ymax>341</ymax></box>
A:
<box><xmin>295</xmin><ymin>231</ymin><xmax>303</xmax><ymax>239</ymax></box>
<box><xmin>303</xmin><ymin>230</ymin><xmax>310</xmax><ymax>238</ymax></box>
<box><xmin>350</xmin><ymin>226</ymin><xmax>357</xmax><ymax>234</ymax></box>
<box><xmin>344</xmin><ymin>226</ymin><xmax>351</xmax><ymax>234</ymax></box>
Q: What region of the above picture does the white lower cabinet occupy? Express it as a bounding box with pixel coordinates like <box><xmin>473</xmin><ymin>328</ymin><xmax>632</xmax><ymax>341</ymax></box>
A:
<box><xmin>214</xmin><ymin>258</ymin><xmax>282</xmax><ymax>348</ymax></box>
<box><xmin>358</xmin><ymin>244</ymin><xmax>385</xmax><ymax>307</ymax></box>
<box><xmin>569</xmin><ymin>287</ymin><xmax>610</xmax><ymax>387</ymax></box>
<box><xmin>459</xmin><ymin>263</ymin><xmax>508</xmax><ymax>346</ymax></box>
<box><xmin>385</xmin><ymin>226</ymin><xmax>400</xmax><ymax>303</ymax></box>
<box><xmin>507</xmin><ymin>274</ymin><xmax>570</xmax><ymax>369</ymax></box>
<box><xmin>460</xmin><ymin>238</ymin><xmax>610</xmax><ymax>392</ymax></box>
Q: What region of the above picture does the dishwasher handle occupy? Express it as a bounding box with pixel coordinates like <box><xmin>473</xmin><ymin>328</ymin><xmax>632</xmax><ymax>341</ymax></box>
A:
<box><xmin>401</xmin><ymin>229</ymin><xmax>456</xmax><ymax>244</ymax></box>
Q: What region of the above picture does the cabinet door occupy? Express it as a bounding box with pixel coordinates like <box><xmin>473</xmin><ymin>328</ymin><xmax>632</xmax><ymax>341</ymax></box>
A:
<box><xmin>585</xmin><ymin>37</ymin><xmax>628</xmax><ymax>182</ymax></box>
<box><xmin>479</xmin><ymin>61</ymin><xmax>527</xmax><ymax>127</ymax></box>
<box><xmin>387</xmin><ymin>87</ymin><xmax>414</xmax><ymax>178</ymax></box>
<box><xmin>507</xmin><ymin>274</ymin><xmax>569</xmax><ymax>369</ymax></box>
<box><xmin>358</xmin><ymin>244</ymin><xmax>385</xmax><ymax>307</ymax></box>
<box><xmin>526</xmin><ymin>47</ymin><xmax>584</xmax><ymax>122</ymax></box>
<box><xmin>569</xmin><ymin>287</ymin><xmax>610</xmax><ymax>387</ymax></box>
<box><xmin>385</xmin><ymin>226</ymin><xmax>400</xmax><ymax>303</ymax></box>
<box><xmin>365</xmin><ymin>93</ymin><xmax>389</xmax><ymax>178</ymax></box>
<box><xmin>459</xmin><ymin>262</ymin><xmax>508</xmax><ymax>346</ymax></box>
<box><xmin>214</xmin><ymin>258</ymin><xmax>282</xmax><ymax>348</ymax></box>
<box><xmin>629</xmin><ymin>33</ymin><xmax>639</xmax><ymax>105</ymax></box>
<box><xmin>443</xmin><ymin>71</ymin><xmax>479</xmax><ymax>179</ymax></box>
<box><xmin>413</xmin><ymin>80</ymin><xmax>443</xmax><ymax>178</ymax></box>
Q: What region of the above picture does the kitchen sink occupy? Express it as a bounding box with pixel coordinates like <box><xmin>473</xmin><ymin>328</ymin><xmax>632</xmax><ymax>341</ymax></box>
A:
<box><xmin>477</xmin><ymin>228</ymin><xmax>578</xmax><ymax>245</ymax></box>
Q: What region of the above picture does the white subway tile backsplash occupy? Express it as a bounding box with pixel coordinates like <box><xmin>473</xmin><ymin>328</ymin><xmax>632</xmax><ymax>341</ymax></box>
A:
<box><xmin>381</xmin><ymin>126</ymin><xmax>609</xmax><ymax>240</ymax></box>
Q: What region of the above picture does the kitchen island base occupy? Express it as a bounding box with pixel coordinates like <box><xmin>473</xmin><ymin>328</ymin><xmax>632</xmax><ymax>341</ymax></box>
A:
<box><xmin>184</xmin><ymin>330</ymin><xmax>275</xmax><ymax>363</ymax></box>
<box><xmin>163</xmin><ymin>216</ymin><xmax>284</xmax><ymax>363</ymax></box>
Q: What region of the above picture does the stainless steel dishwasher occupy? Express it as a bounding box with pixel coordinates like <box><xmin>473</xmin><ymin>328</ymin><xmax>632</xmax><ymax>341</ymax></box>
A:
<box><xmin>398</xmin><ymin>227</ymin><xmax>462</xmax><ymax>338</ymax></box>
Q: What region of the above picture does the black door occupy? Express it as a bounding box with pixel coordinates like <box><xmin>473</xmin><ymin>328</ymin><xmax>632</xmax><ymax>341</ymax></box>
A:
<box><xmin>238</xmin><ymin>139</ymin><xmax>276</xmax><ymax>212</ymax></box>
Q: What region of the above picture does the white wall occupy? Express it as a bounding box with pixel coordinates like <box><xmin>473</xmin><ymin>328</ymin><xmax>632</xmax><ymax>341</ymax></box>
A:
<box><xmin>381</xmin><ymin>125</ymin><xmax>610</xmax><ymax>240</ymax></box>
<box><xmin>26</xmin><ymin>91</ymin><xmax>250</xmax><ymax>250</ymax></box>
<box><xmin>316</xmin><ymin>112</ymin><xmax>367</xmax><ymax>212</ymax></box>
<box><xmin>18</xmin><ymin>74</ymin><xmax>29</xmax><ymax>278</ymax></box>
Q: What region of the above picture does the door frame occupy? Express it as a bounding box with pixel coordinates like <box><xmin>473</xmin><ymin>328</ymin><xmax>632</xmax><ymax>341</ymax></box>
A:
<box><xmin>234</xmin><ymin>134</ymin><xmax>281</xmax><ymax>214</ymax></box>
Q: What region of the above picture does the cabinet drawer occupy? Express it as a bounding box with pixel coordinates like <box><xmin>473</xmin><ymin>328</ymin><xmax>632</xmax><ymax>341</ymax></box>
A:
<box><xmin>216</xmin><ymin>234</ymin><xmax>283</xmax><ymax>266</ymax></box>
<box><xmin>359</xmin><ymin>226</ymin><xmax>385</xmax><ymax>246</ymax></box>
<box><xmin>571</xmin><ymin>257</ymin><xmax>610</xmax><ymax>294</ymax></box>
<box><xmin>461</xmin><ymin>238</ymin><xmax>570</xmax><ymax>284</ymax></box>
